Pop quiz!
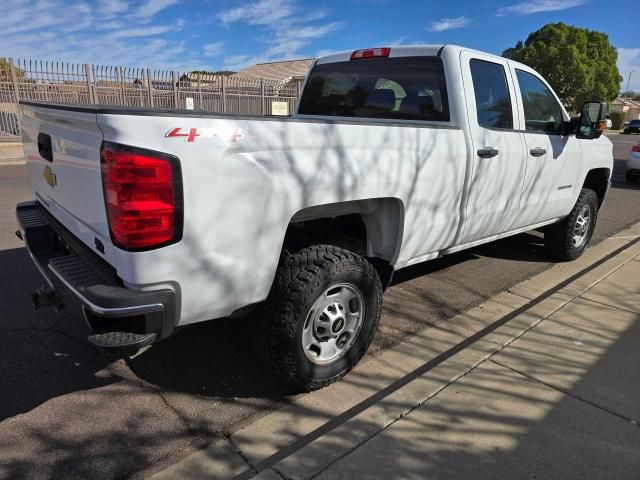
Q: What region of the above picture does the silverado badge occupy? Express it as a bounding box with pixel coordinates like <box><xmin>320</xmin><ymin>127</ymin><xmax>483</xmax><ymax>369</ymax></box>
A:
<box><xmin>43</xmin><ymin>166</ymin><xmax>57</xmax><ymax>188</ymax></box>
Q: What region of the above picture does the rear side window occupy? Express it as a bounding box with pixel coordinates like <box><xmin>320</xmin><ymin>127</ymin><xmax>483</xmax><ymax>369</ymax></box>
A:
<box><xmin>469</xmin><ymin>59</ymin><xmax>513</xmax><ymax>129</ymax></box>
<box><xmin>298</xmin><ymin>56</ymin><xmax>450</xmax><ymax>122</ymax></box>
<box><xmin>516</xmin><ymin>70</ymin><xmax>564</xmax><ymax>134</ymax></box>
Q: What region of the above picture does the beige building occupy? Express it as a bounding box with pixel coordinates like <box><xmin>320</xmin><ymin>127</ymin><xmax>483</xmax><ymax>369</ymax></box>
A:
<box><xmin>610</xmin><ymin>97</ymin><xmax>640</xmax><ymax>121</ymax></box>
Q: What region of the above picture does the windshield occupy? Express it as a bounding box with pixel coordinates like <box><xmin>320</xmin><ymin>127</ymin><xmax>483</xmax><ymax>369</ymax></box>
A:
<box><xmin>298</xmin><ymin>56</ymin><xmax>450</xmax><ymax>122</ymax></box>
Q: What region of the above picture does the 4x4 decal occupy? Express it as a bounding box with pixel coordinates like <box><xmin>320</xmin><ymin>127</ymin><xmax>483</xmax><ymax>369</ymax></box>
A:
<box><xmin>165</xmin><ymin>127</ymin><xmax>243</xmax><ymax>143</ymax></box>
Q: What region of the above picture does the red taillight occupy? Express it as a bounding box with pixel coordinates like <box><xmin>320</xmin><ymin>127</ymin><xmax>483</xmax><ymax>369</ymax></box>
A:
<box><xmin>100</xmin><ymin>143</ymin><xmax>181</xmax><ymax>250</ymax></box>
<box><xmin>632</xmin><ymin>145</ymin><xmax>640</xmax><ymax>153</ymax></box>
<box><xmin>350</xmin><ymin>47</ymin><xmax>390</xmax><ymax>60</ymax></box>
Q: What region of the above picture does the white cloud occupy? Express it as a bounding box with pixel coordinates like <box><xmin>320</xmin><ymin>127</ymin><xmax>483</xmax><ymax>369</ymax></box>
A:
<box><xmin>203</xmin><ymin>42</ymin><xmax>224</xmax><ymax>57</ymax></box>
<box><xmin>96</xmin><ymin>20</ymin><xmax>126</xmax><ymax>30</ymax></box>
<box><xmin>217</xmin><ymin>0</ymin><xmax>295</xmax><ymax>26</ymax></box>
<box><xmin>130</xmin><ymin>0</ymin><xmax>179</xmax><ymax>22</ymax></box>
<box><xmin>0</xmin><ymin>0</ymin><xmax>206</xmax><ymax>71</ymax></box>
<box><xmin>223</xmin><ymin>54</ymin><xmax>265</xmax><ymax>71</ymax></box>
<box><xmin>496</xmin><ymin>0</ymin><xmax>588</xmax><ymax>16</ymax></box>
<box><xmin>101</xmin><ymin>0</ymin><xmax>129</xmax><ymax>17</ymax></box>
<box><xmin>219</xmin><ymin>0</ymin><xmax>342</xmax><ymax>69</ymax></box>
<box><xmin>109</xmin><ymin>25</ymin><xmax>176</xmax><ymax>39</ymax></box>
<box><xmin>0</xmin><ymin>0</ymin><xmax>341</xmax><ymax>73</ymax></box>
<box><xmin>427</xmin><ymin>16</ymin><xmax>471</xmax><ymax>32</ymax></box>
<box><xmin>618</xmin><ymin>48</ymin><xmax>640</xmax><ymax>92</ymax></box>
<box><xmin>277</xmin><ymin>22</ymin><xmax>342</xmax><ymax>40</ymax></box>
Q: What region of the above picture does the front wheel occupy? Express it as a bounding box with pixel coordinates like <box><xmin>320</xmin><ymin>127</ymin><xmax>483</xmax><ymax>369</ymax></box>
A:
<box><xmin>626</xmin><ymin>171</ymin><xmax>639</xmax><ymax>183</ymax></box>
<box><xmin>259</xmin><ymin>245</ymin><xmax>383</xmax><ymax>392</ymax></box>
<box><xmin>544</xmin><ymin>188</ymin><xmax>599</xmax><ymax>261</ymax></box>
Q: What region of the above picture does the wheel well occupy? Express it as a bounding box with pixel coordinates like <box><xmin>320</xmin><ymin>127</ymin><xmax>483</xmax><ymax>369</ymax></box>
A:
<box><xmin>282</xmin><ymin>199</ymin><xmax>404</xmax><ymax>288</ymax></box>
<box><xmin>582</xmin><ymin>168</ymin><xmax>610</xmax><ymax>207</ymax></box>
<box><xmin>283</xmin><ymin>214</ymin><xmax>368</xmax><ymax>255</ymax></box>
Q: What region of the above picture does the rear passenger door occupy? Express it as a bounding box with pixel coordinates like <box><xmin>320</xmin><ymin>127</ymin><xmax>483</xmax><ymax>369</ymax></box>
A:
<box><xmin>508</xmin><ymin>66</ymin><xmax>581</xmax><ymax>228</ymax></box>
<box><xmin>459</xmin><ymin>51</ymin><xmax>527</xmax><ymax>243</ymax></box>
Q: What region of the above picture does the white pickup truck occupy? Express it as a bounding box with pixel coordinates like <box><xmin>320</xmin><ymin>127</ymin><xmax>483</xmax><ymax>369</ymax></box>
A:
<box><xmin>17</xmin><ymin>45</ymin><xmax>612</xmax><ymax>391</ymax></box>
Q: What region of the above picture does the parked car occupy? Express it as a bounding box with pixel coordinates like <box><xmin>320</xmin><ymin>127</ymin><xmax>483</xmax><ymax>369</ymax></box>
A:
<box><xmin>623</xmin><ymin>119</ymin><xmax>640</xmax><ymax>134</ymax></box>
<box><xmin>16</xmin><ymin>45</ymin><xmax>613</xmax><ymax>391</ymax></box>
<box><xmin>627</xmin><ymin>144</ymin><xmax>640</xmax><ymax>182</ymax></box>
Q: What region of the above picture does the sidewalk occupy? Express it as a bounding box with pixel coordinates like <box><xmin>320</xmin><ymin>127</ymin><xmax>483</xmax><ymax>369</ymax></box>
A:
<box><xmin>150</xmin><ymin>224</ymin><xmax>640</xmax><ymax>480</ymax></box>
<box><xmin>0</xmin><ymin>142</ymin><xmax>24</xmax><ymax>164</ymax></box>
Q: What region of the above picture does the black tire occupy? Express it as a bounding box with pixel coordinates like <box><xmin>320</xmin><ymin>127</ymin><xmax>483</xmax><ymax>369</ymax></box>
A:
<box><xmin>626</xmin><ymin>171</ymin><xmax>636</xmax><ymax>183</ymax></box>
<box><xmin>259</xmin><ymin>245</ymin><xmax>382</xmax><ymax>392</ymax></box>
<box><xmin>544</xmin><ymin>188</ymin><xmax>599</xmax><ymax>261</ymax></box>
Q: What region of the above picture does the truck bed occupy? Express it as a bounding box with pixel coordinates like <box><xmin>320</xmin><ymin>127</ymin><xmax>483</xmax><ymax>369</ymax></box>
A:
<box><xmin>20</xmin><ymin>99</ymin><xmax>467</xmax><ymax>324</ymax></box>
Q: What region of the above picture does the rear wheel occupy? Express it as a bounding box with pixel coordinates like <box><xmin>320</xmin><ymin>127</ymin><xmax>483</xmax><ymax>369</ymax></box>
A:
<box><xmin>544</xmin><ymin>188</ymin><xmax>599</xmax><ymax>261</ymax></box>
<box><xmin>259</xmin><ymin>245</ymin><xmax>382</xmax><ymax>391</ymax></box>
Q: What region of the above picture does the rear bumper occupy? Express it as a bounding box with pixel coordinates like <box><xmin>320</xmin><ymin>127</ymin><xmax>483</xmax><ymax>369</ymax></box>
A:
<box><xmin>16</xmin><ymin>201</ymin><xmax>177</xmax><ymax>350</ymax></box>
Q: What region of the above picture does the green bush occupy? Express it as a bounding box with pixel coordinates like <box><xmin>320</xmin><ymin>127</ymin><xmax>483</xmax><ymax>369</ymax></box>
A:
<box><xmin>610</xmin><ymin>111</ymin><xmax>625</xmax><ymax>130</ymax></box>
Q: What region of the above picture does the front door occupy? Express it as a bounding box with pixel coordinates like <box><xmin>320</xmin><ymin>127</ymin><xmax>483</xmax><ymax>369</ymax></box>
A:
<box><xmin>508</xmin><ymin>65</ymin><xmax>581</xmax><ymax>228</ymax></box>
<box><xmin>459</xmin><ymin>51</ymin><xmax>527</xmax><ymax>243</ymax></box>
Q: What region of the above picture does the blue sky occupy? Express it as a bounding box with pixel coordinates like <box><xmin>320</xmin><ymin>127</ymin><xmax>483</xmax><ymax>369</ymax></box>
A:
<box><xmin>0</xmin><ymin>0</ymin><xmax>637</xmax><ymax>90</ymax></box>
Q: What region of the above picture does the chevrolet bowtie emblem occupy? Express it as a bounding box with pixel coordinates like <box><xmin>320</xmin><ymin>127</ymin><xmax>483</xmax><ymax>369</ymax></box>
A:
<box><xmin>43</xmin><ymin>166</ymin><xmax>57</xmax><ymax>188</ymax></box>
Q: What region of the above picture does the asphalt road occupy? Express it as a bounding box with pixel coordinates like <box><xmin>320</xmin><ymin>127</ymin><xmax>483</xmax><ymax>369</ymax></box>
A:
<box><xmin>1</xmin><ymin>133</ymin><xmax>639</xmax><ymax>480</ymax></box>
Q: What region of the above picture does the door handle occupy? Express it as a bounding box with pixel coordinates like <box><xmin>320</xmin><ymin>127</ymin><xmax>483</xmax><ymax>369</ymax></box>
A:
<box><xmin>529</xmin><ymin>147</ymin><xmax>547</xmax><ymax>157</ymax></box>
<box><xmin>477</xmin><ymin>147</ymin><xmax>499</xmax><ymax>158</ymax></box>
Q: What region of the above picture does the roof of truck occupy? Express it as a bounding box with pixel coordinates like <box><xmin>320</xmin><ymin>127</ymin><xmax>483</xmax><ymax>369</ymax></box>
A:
<box><xmin>316</xmin><ymin>45</ymin><xmax>447</xmax><ymax>65</ymax></box>
<box><xmin>315</xmin><ymin>45</ymin><xmax>523</xmax><ymax>68</ymax></box>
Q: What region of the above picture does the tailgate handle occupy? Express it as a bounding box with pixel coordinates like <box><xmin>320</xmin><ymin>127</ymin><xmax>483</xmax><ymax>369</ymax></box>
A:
<box><xmin>37</xmin><ymin>133</ymin><xmax>53</xmax><ymax>162</ymax></box>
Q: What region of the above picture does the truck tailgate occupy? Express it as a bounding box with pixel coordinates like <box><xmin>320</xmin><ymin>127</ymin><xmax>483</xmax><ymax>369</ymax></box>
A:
<box><xmin>20</xmin><ymin>102</ymin><xmax>116</xmax><ymax>266</ymax></box>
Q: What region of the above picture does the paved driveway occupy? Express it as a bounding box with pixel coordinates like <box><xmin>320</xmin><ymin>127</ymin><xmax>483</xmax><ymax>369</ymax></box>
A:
<box><xmin>0</xmin><ymin>134</ymin><xmax>639</xmax><ymax>479</ymax></box>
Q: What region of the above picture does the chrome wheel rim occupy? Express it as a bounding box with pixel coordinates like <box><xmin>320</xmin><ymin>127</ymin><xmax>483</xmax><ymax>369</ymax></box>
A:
<box><xmin>572</xmin><ymin>205</ymin><xmax>591</xmax><ymax>248</ymax></box>
<box><xmin>301</xmin><ymin>283</ymin><xmax>365</xmax><ymax>366</ymax></box>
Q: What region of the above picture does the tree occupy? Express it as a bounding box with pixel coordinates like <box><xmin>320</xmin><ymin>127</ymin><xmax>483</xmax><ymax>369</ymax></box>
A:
<box><xmin>502</xmin><ymin>23</ymin><xmax>622</xmax><ymax>111</ymax></box>
<box><xmin>0</xmin><ymin>58</ymin><xmax>24</xmax><ymax>80</ymax></box>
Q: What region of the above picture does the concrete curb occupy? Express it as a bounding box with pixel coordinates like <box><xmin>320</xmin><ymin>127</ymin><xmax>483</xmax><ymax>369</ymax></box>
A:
<box><xmin>149</xmin><ymin>221</ymin><xmax>640</xmax><ymax>480</ymax></box>
<box><xmin>0</xmin><ymin>142</ymin><xmax>25</xmax><ymax>164</ymax></box>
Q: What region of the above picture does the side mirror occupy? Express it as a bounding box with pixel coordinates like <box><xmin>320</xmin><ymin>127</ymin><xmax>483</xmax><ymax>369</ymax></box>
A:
<box><xmin>576</xmin><ymin>101</ymin><xmax>607</xmax><ymax>139</ymax></box>
<box><xmin>562</xmin><ymin>116</ymin><xmax>580</xmax><ymax>136</ymax></box>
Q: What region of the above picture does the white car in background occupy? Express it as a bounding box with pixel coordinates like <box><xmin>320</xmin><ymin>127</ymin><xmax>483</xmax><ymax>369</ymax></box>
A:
<box><xmin>627</xmin><ymin>144</ymin><xmax>640</xmax><ymax>182</ymax></box>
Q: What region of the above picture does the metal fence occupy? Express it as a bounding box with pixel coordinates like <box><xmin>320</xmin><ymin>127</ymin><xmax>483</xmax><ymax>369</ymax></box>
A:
<box><xmin>0</xmin><ymin>58</ymin><xmax>302</xmax><ymax>140</ymax></box>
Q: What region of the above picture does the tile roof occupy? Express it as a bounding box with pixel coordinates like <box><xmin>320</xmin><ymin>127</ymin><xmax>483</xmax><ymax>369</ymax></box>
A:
<box><xmin>233</xmin><ymin>58</ymin><xmax>315</xmax><ymax>82</ymax></box>
<box><xmin>612</xmin><ymin>97</ymin><xmax>640</xmax><ymax>108</ymax></box>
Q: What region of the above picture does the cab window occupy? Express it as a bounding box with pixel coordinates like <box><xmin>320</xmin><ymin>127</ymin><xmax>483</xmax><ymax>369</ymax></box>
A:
<box><xmin>298</xmin><ymin>56</ymin><xmax>450</xmax><ymax>122</ymax></box>
<box><xmin>516</xmin><ymin>70</ymin><xmax>564</xmax><ymax>134</ymax></box>
<box><xmin>469</xmin><ymin>59</ymin><xmax>514</xmax><ymax>129</ymax></box>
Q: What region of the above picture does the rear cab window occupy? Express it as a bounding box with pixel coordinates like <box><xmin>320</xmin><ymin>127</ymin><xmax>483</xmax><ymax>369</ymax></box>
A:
<box><xmin>298</xmin><ymin>56</ymin><xmax>450</xmax><ymax>122</ymax></box>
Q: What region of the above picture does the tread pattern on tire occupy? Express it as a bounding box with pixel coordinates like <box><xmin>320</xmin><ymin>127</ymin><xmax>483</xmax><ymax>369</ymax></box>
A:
<box><xmin>259</xmin><ymin>244</ymin><xmax>382</xmax><ymax>392</ymax></box>
<box><xmin>544</xmin><ymin>188</ymin><xmax>599</xmax><ymax>261</ymax></box>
